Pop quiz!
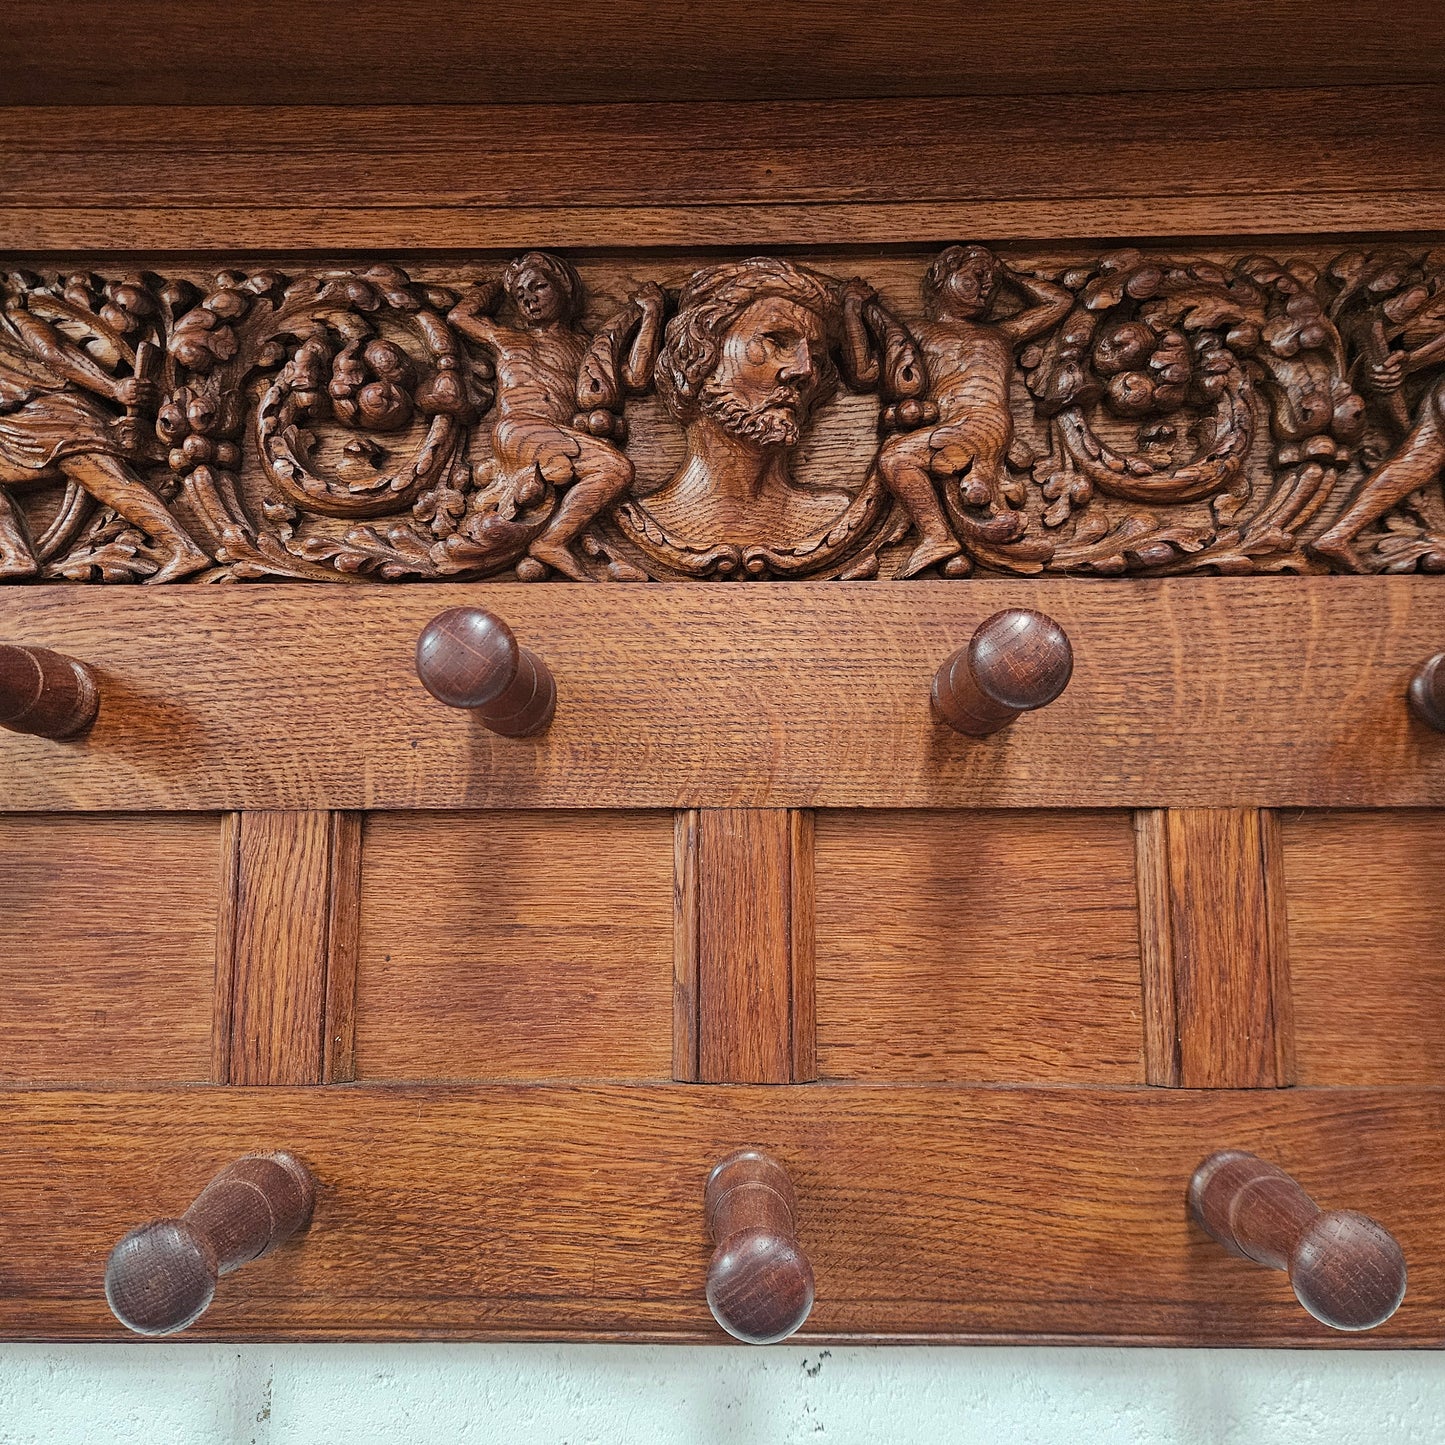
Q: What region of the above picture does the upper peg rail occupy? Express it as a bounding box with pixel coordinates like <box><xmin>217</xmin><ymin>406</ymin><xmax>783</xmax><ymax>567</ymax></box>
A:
<box><xmin>704</xmin><ymin>1149</ymin><xmax>815</xmax><ymax>1344</ymax></box>
<box><xmin>1407</xmin><ymin>651</ymin><xmax>1445</xmax><ymax>731</ymax></box>
<box><xmin>0</xmin><ymin>643</ymin><xmax>100</xmax><ymax>739</ymax></box>
<box><xmin>930</xmin><ymin>608</ymin><xmax>1073</xmax><ymax>737</ymax></box>
<box><xmin>415</xmin><ymin>606</ymin><xmax>557</xmax><ymax>737</ymax></box>
<box><xmin>1188</xmin><ymin>1150</ymin><xmax>1407</xmax><ymax>1332</ymax></box>
<box><xmin>104</xmin><ymin>1151</ymin><xmax>316</xmax><ymax>1336</ymax></box>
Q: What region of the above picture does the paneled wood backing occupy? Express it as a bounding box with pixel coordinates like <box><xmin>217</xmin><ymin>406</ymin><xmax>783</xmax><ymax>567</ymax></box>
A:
<box><xmin>1283</xmin><ymin>811</ymin><xmax>1445</xmax><ymax>1086</ymax></box>
<box><xmin>353</xmin><ymin>811</ymin><xmax>674</xmax><ymax>1081</ymax></box>
<box><xmin>0</xmin><ymin>813</ymin><xmax>219</xmax><ymax>1083</ymax></box>
<box><xmin>2</xmin><ymin>580</ymin><xmax>1442</xmax><ymax>813</ymax></box>
<box><xmin>1</xmin><ymin>7</ymin><xmax>1439</xmax><ymax>106</ymax></box>
<box><xmin>814</xmin><ymin>811</ymin><xmax>1142</xmax><ymax>1082</ymax></box>
<box><xmin>3</xmin><ymin>87</ymin><xmax>1444</xmax><ymax>248</ymax></box>
<box><xmin>0</xmin><ymin>1085</ymin><xmax>1438</xmax><ymax>1343</ymax></box>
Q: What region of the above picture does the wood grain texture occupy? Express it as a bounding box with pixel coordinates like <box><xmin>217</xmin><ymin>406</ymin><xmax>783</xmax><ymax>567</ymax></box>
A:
<box><xmin>222</xmin><ymin>812</ymin><xmax>334</xmax><ymax>1086</ymax></box>
<box><xmin>2</xmin><ymin>10</ymin><xmax>1441</xmax><ymax>107</ymax></box>
<box><xmin>687</xmin><ymin>810</ymin><xmax>815</xmax><ymax>1084</ymax></box>
<box><xmin>0</xmin><ymin>1084</ymin><xmax>1438</xmax><ymax>1343</ymax></box>
<box><xmin>814</xmin><ymin>810</ymin><xmax>1143</xmax><ymax>1082</ymax></box>
<box><xmin>1136</xmin><ymin>809</ymin><xmax>1294</xmax><ymax>1089</ymax></box>
<box><xmin>1283</xmin><ymin>810</ymin><xmax>1445</xmax><ymax>1085</ymax></box>
<box><xmin>1</xmin><ymin>579</ymin><xmax>1443</xmax><ymax>812</ymax></box>
<box><xmin>1</xmin><ymin>87</ymin><xmax>1443</xmax><ymax>249</ymax></box>
<box><xmin>0</xmin><ymin>813</ymin><xmax>220</xmax><ymax>1084</ymax></box>
<box><xmin>353</xmin><ymin>811</ymin><xmax>674</xmax><ymax>1082</ymax></box>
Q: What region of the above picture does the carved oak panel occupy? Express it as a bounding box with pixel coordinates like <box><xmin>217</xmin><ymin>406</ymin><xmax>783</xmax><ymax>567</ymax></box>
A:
<box><xmin>2</xmin><ymin>244</ymin><xmax>1443</xmax><ymax>584</ymax></box>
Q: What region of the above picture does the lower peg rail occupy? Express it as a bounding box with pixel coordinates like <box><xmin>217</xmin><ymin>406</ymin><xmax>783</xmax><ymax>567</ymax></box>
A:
<box><xmin>6</xmin><ymin>1086</ymin><xmax>1437</xmax><ymax>1343</ymax></box>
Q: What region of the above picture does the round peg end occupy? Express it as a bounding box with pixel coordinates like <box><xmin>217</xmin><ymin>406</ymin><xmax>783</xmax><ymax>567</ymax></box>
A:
<box><xmin>706</xmin><ymin>1229</ymin><xmax>816</xmax><ymax>1344</ymax></box>
<box><xmin>968</xmin><ymin>608</ymin><xmax>1074</xmax><ymax>712</ymax></box>
<box><xmin>1291</xmin><ymin>1210</ymin><xmax>1407</xmax><ymax>1331</ymax></box>
<box><xmin>416</xmin><ymin>607</ymin><xmax>520</xmax><ymax>710</ymax></box>
<box><xmin>1407</xmin><ymin>652</ymin><xmax>1445</xmax><ymax>732</ymax></box>
<box><xmin>104</xmin><ymin>1218</ymin><xmax>217</xmax><ymax>1336</ymax></box>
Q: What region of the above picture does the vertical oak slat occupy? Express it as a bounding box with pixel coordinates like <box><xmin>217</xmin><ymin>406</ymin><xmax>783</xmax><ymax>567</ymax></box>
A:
<box><xmin>673</xmin><ymin>809</ymin><xmax>701</xmax><ymax>1082</ymax></box>
<box><xmin>222</xmin><ymin>811</ymin><xmax>333</xmax><ymax>1085</ymax></box>
<box><xmin>675</xmin><ymin>808</ymin><xmax>816</xmax><ymax>1083</ymax></box>
<box><xmin>211</xmin><ymin>812</ymin><xmax>242</xmax><ymax>1084</ymax></box>
<box><xmin>1258</xmin><ymin>809</ymin><xmax>1296</xmax><ymax>1085</ymax></box>
<box><xmin>1136</xmin><ymin>808</ymin><xmax>1294</xmax><ymax>1088</ymax></box>
<box><xmin>323</xmin><ymin>812</ymin><xmax>364</xmax><ymax>1084</ymax></box>
<box><xmin>789</xmin><ymin>809</ymin><xmax>817</xmax><ymax>1084</ymax></box>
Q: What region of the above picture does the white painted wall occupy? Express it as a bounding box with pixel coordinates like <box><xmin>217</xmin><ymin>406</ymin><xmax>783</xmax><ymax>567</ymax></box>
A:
<box><xmin>0</xmin><ymin>1345</ymin><xmax>1442</xmax><ymax>1444</ymax></box>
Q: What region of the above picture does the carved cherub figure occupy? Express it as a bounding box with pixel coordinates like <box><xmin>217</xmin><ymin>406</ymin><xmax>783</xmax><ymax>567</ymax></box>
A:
<box><xmin>446</xmin><ymin>251</ymin><xmax>664</xmax><ymax>579</ymax></box>
<box><xmin>0</xmin><ymin>277</ymin><xmax>209</xmax><ymax>582</ymax></box>
<box><xmin>873</xmin><ymin>245</ymin><xmax>1073</xmax><ymax>576</ymax></box>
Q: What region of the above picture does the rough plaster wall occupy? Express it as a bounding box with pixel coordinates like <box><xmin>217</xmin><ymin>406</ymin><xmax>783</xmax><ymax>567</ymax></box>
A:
<box><xmin>0</xmin><ymin>1346</ymin><xmax>1443</xmax><ymax>1444</ymax></box>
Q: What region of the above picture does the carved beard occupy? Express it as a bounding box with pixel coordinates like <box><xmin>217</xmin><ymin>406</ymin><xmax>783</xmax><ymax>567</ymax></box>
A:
<box><xmin>698</xmin><ymin>374</ymin><xmax>808</xmax><ymax>448</ymax></box>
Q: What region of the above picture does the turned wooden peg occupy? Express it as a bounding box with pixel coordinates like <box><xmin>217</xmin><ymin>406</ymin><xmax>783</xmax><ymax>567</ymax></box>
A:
<box><xmin>105</xmin><ymin>1151</ymin><xmax>316</xmax><ymax>1336</ymax></box>
<box><xmin>704</xmin><ymin>1148</ymin><xmax>814</xmax><ymax>1343</ymax></box>
<box><xmin>930</xmin><ymin>608</ymin><xmax>1073</xmax><ymax>737</ymax></box>
<box><xmin>416</xmin><ymin>606</ymin><xmax>557</xmax><ymax>737</ymax></box>
<box><xmin>0</xmin><ymin>643</ymin><xmax>100</xmax><ymax>739</ymax></box>
<box><xmin>1188</xmin><ymin>1150</ymin><xmax>1407</xmax><ymax>1331</ymax></box>
<box><xmin>1407</xmin><ymin>651</ymin><xmax>1445</xmax><ymax>731</ymax></box>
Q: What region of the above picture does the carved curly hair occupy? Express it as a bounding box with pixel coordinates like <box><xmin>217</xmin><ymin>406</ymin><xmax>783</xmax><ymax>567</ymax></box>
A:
<box><xmin>655</xmin><ymin>257</ymin><xmax>840</xmax><ymax>421</ymax></box>
<box><xmin>502</xmin><ymin>251</ymin><xmax>583</xmax><ymax>323</ymax></box>
<box><xmin>921</xmin><ymin>244</ymin><xmax>1002</xmax><ymax>321</ymax></box>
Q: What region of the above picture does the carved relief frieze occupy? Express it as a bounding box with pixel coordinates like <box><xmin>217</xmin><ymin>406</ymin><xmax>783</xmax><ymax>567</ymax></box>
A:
<box><xmin>1</xmin><ymin>244</ymin><xmax>1443</xmax><ymax>582</ymax></box>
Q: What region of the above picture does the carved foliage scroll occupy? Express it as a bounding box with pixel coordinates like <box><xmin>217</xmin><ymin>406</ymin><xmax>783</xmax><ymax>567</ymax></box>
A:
<box><xmin>1</xmin><ymin>245</ymin><xmax>1443</xmax><ymax>583</ymax></box>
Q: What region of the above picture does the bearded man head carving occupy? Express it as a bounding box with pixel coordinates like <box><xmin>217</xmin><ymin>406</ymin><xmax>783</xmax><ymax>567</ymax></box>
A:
<box><xmin>644</xmin><ymin>257</ymin><xmax>849</xmax><ymax>546</ymax></box>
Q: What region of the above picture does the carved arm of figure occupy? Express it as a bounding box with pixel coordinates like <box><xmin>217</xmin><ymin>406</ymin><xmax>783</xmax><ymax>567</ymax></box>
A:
<box><xmin>1368</xmin><ymin>327</ymin><xmax>1445</xmax><ymax>398</ymax></box>
<box><xmin>445</xmin><ymin>278</ymin><xmax>508</xmax><ymax>348</ymax></box>
<box><xmin>838</xmin><ymin>276</ymin><xmax>932</xmax><ymax>446</ymax></box>
<box><xmin>839</xmin><ymin>277</ymin><xmax>883</xmax><ymax>392</ymax></box>
<box><xmin>996</xmin><ymin>267</ymin><xmax>1075</xmax><ymax>347</ymax></box>
<box><xmin>575</xmin><ymin>280</ymin><xmax>667</xmax><ymax>430</ymax></box>
<box><xmin>4</xmin><ymin>302</ymin><xmax>156</xmax><ymax>412</ymax></box>
<box><xmin>620</xmin><ymin>280</ymin><xmax>666</xmax><ymax>392</ymax></box>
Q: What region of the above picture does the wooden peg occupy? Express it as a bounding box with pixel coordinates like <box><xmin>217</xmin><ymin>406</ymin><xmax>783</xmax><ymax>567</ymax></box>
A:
<box><xmin>1407</xmin><ymin>651</ymin><xmax>1445</xmax><ymax>731</ymax></box>
<box><xmin>0</xmin><ymin>643</ymin><xmax>100</xmax><ymax>739</ymax></box>
<box><xmin>416</xmin><ymin>606</ymin><xmax>557</xmax><ymax>737</ymax></box>
<box><xmin>704</xmin><ymin>1148</ymin><xmax>814</xmax><ymax>1343</ymax></box>
<box><xmin>930</xmin><ymin>607</ymin><xmax>1073</xmax><ymax>737</ymax></box>
<box><xmin>105</xmin><ymin>1151</ymin><xmax>316</xmax><ymax>1336</ymax></box>
<box><xmin>1188</xmin><ymin>1149</ymin><xmax>1407</xmax><ymax>1331</ymax></box>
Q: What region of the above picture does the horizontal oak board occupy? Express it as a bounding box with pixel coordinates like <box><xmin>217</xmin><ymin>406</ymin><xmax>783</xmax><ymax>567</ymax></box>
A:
<box><xmin>2</xmin><ymin>88</ymin><xmax>1444</xmax><ymax>248</ymax></box>
<box><xmin>5</xmin><ymin>91</ymin><xmax>1441</xmax><ymax>209</ymax></box>
<box><xmin>0</xmin><ymin>1084</ymin><xmax>1438</xmax><ymax>1343</ymax></box>
<box><xmin>1</xmin><ymin>579</ymin><xmax>1443</xmax><ymax>811</ymax></box>
<box><xmin>2</xmin><ymin>4</ymin><xmax>1440</xmax><ymax>107</ymax></box>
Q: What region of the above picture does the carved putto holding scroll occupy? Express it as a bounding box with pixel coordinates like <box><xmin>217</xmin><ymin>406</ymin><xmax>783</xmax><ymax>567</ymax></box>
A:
<box><xmin>0</xmin><ymin>243</ymin><xmax>1442</xmax><ymax>583</ymax></box>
